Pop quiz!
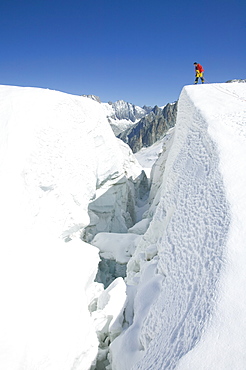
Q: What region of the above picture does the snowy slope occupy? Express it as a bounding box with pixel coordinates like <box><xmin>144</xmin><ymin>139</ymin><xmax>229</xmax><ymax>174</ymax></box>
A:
<box><xmin>110</xmin><ymin>83</ymin><xmax>246</xmax><ymax>369</ymax></box>
<box><xmin>0</xmin><ymin>85</ymin><xmax>143</xmax><ymax>370</ymax></box>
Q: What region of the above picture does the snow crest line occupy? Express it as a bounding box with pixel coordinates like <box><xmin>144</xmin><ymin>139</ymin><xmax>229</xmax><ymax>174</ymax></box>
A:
<box><xmin>111</xmin><ymin>85</ymin><xmax>231</xmax><ymax>370</ymax></box>
<box><xmin>135</xmin><ymin>90</ymin><xmax>230</xmax><ymax>369</ymax></box>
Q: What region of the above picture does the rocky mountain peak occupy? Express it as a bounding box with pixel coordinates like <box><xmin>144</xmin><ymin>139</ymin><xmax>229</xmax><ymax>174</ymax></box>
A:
<box><xmin>82</xmin><ymin>94</ymin><xmax>101</xmax><ymax>103</ymax></box>
<box><xmin>117</xmin><ymin>101</ymin><xmax>178</xmax><ymax>153</ymax></box>
<box><xmin>111</xmin><ymin>100</ymin><xmax>150</xmax><ymax>122</ymax></box>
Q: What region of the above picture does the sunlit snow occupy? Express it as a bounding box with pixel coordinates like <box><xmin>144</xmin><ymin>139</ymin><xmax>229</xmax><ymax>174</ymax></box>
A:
<box><xmin>0</xmin><ymin>85</ymin><xmax>143</xmax><ymax>369</ymax></box>
<box><xmin>1</xmin><ymin>82</ymin><xmax>246</xmax><ymax>370</ymax></box>
<box><xmin>110</xmin><ymin>83</ymin><xmax>246</xmax><ymax>370</ymax></box>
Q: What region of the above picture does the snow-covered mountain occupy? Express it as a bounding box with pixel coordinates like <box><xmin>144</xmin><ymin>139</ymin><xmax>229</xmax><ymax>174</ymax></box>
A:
<box><xmin>82</xmin><ymin>95</ymin><xmax>177</xmax><ymax>153</ymax></box>
<box><xmin>118</xmin><ymin>102</ymin><xmax>177</xmax><ymax>153</ymax></box>
<box><xmin>1</xmin><ymin>82</ymin><xmax>246</xmax><ymax>370</ymax></box>
<box><xmin>109</xmin><ymin>100</ymin><xmax>151</xmax><ymax>122</ymax></box>
<box><xmin>226</xmin><ymin>79</ymin><xmax>246</xmax><ymax>83</ymax></box>
<box><xmin>83</xmin><ymin>94</ymin><xmax>152</xmax><ymax>135</ymax></box>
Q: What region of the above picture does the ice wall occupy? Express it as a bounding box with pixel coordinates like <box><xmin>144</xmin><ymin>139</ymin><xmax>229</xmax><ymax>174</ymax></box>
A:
<box><xmin>0</xmin><ymin>85</ymin><xmax>144</xmax><ymax>370</ymax></box>
<box><xmin>82</xmin><ymin>139</ymin><xmax>148</xmax><ymax>243</ymax></box>
<box><xmin>110</xmin><ymin>83</ymin><xmax>246</xmax><ymax>369</ymax></box>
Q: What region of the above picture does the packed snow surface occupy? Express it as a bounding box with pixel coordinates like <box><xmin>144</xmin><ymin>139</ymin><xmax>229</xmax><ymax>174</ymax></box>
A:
<box><xmin>110</xmin><ymin>83</ymin><xmax>246</xmax><ymax>370</ymax></box>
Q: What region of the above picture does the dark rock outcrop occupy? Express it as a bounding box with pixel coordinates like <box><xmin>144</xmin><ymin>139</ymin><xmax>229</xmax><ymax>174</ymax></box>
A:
<box><xmin>226</xmin><ymin>79</ymin><xmax>246</xmax><ymax>83</ymax></box>
<box><xmin>82</xmin><ymin>94</ymin><xmax>101</xmax><ymax>103</ymax></box>
<box><xmin>117</xmin><ymin>102</ymin><xmax>178</xmax><ymax>153</ymax></box>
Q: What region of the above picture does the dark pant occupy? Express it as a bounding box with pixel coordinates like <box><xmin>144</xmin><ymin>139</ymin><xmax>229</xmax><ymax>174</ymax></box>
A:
<box><xmin>195</xmin><ymin>73</ymin><xmax>204</xmax><ymax>84</ymax></box>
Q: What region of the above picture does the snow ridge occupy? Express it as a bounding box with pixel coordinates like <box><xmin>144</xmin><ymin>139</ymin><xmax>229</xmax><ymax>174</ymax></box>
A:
<box><xmin>110</xmin><ymin>84</ymin><xmax>239</xmax><ymax>370</ymax></box>
<box><xmin>132</xmin><ymin>88</ymin><xmax>230</xmax><ymax>369</ymax></box>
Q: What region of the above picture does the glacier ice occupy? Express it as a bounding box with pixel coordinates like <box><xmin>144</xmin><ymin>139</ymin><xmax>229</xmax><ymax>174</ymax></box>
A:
<box><xmin>110</xmin><ymin>83</ymin><xmax>246</xmax><ymax>370</ymax></box>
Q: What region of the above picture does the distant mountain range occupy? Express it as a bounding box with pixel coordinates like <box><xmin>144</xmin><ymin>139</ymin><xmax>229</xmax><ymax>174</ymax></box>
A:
<box><xmin>109</xmin><ymin>100</ymin><xmax>152</xmax><ymax>122</ymax></box>
<box><xmin>117</xmin><ymin>102</ymin><xmax>177</xmax><ymax>153</ymax></box>
<box><xmin>82</xmin><ymin>95</ymin><xmax>177</xmax><ymax>153</ymax></box>
<box><xmin>226</xmin><ymin>79</ymin><xmax>246</xmax><ymax>83</ymax></box>
<box><xmin>82</xmin><ymin>95</ymin><xmax>152</xmax><ymax>134</ymax></box>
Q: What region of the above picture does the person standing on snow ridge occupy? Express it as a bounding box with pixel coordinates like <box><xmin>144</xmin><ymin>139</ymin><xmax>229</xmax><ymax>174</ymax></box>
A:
<box><xmin>194</xmin><ymin>62</ymin><xmax>205</xmax><ymax>84</ymax></box>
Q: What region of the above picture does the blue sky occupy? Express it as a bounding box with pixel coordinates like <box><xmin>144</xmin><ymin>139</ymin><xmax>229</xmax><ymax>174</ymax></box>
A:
<box><xmin>0</xmin><ymin>0</ymin><xmax>245</xmax><ymax>106</ymax></box>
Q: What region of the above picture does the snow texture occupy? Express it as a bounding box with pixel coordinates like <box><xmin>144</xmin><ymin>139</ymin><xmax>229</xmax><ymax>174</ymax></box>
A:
<box><xmin>110</xmin><ymin>83</ymin><xmax>246</xmax><ymax>370</ymax></box>
<box><xmin>82</xmin><ymin>138</ymin><xmax>147</xmax><ymax>242</ymax></box>
<box><xmin>0</xmin><ymin>85</ymin><xmax>142</xmax><ymax>370</ymax></box>
<box><xmin>2</xmin><ymin>82</ymin><xmax>246</xmax><ymax>370</ymax></box>
<box><xmin>91</xmin><ymin>232</ymin><xmax>142</xmax><ymax>264</ymax></box>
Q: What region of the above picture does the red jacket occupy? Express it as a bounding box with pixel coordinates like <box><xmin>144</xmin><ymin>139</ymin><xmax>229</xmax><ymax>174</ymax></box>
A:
<box><xmin>195</xmin><ymin>63</ymin><xmax>204</xmax><ymax>73</ymax></box>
